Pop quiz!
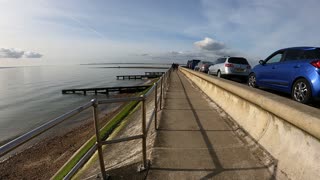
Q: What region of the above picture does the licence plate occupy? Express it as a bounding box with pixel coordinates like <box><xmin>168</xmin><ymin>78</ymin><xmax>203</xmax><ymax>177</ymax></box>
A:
<box><xmin>235</xmin><ymin>68</ymin><xmax>245</xmax><ymax>72</ymax></box>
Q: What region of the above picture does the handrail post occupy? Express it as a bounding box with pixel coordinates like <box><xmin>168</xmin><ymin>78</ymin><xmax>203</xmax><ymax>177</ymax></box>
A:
<box><xmin>141</xmin><ymin>95</ymin><xmax>147</xmax><ymax>169</ymax></box>
<box><xmin>154</xmin><ymin>83</ymin><xmax>158</xmax><ymax>130</ymax></box>
<box><xmin>160</xmin><ymin>77</ymin><xmax>163</xmax><ymax>110</ymax></box>
<box><xmin>92</xmin><ymin>99</ymin><xmax>107</xmax><ymax>180</ymax></box>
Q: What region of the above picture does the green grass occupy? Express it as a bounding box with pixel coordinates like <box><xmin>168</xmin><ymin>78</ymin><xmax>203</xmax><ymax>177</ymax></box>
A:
<box><xmin>52</xmin><ymin>85</ymin><xmax>153</xmax><ymax>180</ymax></box>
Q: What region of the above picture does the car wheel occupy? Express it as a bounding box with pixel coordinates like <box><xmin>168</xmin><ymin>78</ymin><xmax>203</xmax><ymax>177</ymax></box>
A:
<box><xmin>217</xmin><ymin>71</ymin><xmax>221</xmax><ymax>78</ymax></box>
<box><xmin>248</xmin><ymin>73</ymin><xmax>258</xmax><ymax>88</ymax></box>
<box><xmin>292</xmin><ymin>78</ymin><xmax>312</xmax><ymax>104</ymax></box>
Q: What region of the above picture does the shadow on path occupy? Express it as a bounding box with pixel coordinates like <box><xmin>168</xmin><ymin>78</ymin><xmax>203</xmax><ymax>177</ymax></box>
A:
<box><xmin>148</xmin><ymin>71</ymin><xmax>276</xmax><ymax>180</ymax></box>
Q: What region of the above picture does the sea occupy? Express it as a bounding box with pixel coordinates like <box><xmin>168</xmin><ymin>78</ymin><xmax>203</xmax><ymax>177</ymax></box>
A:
<box><xmin>0</xmin><ymin>64</ymin><xmax>169</xmax><ymax>144</ymax></box>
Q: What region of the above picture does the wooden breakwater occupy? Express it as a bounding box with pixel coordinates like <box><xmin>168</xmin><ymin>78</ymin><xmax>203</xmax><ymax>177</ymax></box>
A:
<box><xmin>62</xmin><ymin>85</ymin><xmax>150</xmax><ymax>95</ymax></box>
<box><xmin>116</xmin><ymin>72</ymin><xmax>165</xmax><ymax>80</ymax></box>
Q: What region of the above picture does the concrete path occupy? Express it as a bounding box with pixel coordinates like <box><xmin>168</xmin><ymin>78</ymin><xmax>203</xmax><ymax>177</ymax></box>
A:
<box><xmin>147</xmin><ymin>71</ymin><xmax>273</xmax><ymax>180</ymax></box>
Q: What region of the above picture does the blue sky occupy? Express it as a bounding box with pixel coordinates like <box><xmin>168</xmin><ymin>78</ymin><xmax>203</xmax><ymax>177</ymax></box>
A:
<box><xmin>1</xmin><ymin>0</ymin><xmax>320</xmax><ymax>66</ymax></box>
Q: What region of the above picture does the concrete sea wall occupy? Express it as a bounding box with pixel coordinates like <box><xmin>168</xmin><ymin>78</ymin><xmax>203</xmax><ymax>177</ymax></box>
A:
<box><xmin>180</xmin><ymin>68</ymin><xmax>320</xmax><ymax>180</ymax></box>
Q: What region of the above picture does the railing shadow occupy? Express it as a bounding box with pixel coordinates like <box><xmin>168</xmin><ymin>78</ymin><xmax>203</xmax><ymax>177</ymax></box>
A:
<box><xmin>151</xmin><ymin>71</ymin><xmax>277</xmax><ymax>179</ymax></box>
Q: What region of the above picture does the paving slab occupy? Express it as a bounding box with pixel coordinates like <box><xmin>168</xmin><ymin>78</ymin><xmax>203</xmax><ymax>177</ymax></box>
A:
<box><xmin>147</xmin><ymin>71</ymin><xmax>273</xmax><ymax>180</ymax></box>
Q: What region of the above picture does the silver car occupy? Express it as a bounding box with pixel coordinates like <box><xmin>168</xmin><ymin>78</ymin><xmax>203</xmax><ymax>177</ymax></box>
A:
<box><xmin>208</xmin><ymin>57</ymin><xmax>251</xmax><ymax>78</ymax></box>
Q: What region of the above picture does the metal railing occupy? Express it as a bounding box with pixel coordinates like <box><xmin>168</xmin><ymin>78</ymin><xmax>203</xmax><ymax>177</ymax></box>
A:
<box><xmin>0</xmin><ymin>69</ymin><xmax>171</xmax><ymax>180</ymax></box>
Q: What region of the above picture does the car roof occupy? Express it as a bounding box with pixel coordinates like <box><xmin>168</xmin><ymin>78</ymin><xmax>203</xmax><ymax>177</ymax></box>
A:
<box><xmin>279</xmin><ymin>47</ymin><xmax>320</xmax><ymax>51</ymax></box>
<box><xmin>226</xmin><ymin>56</ymin><xmax>246</xmax><ymax>59</ymax></box>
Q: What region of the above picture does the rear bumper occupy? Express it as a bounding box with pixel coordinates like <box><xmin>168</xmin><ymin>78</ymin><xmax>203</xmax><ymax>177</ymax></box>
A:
<box><xmin>223</xmin><ymin>67</ymin><xmax>250</xmax><ymax>76</ymax></box>
<box><xmin>221</xmin><ymin>71</ymin><xmax>250</xmax><ymax>77</ymax></box>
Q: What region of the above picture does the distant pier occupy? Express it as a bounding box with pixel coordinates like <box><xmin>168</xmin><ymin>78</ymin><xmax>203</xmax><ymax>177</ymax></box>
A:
<box><xmin>116</xmin><ymin>72</ymin><xmax>165</xmax><ymax>80</ymax></box>
<box><xmin>144</xmin><ymin>72</ymin><xmax>165</xmax><ymax>76</ymax></box>
<box><xmin>62</xmin><ymin>85</ymin><xmax>150</xmax><ymax>95</ymax></box>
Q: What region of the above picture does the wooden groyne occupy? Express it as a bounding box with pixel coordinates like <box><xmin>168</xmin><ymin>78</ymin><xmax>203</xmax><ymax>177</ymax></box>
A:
<box><xmin>144</xmin><ymin>72</ymin><xmax>165</xmax><ymax>76</ymax></box>
<box><xmin>117</xmin><ymin>72</ymin><xmax>164</xmax><ymax>80</ymax></box>
<box><xmin>62</xmin><ymin>85</ymin><xmax>150</xmax><ymax>95</ymax></box>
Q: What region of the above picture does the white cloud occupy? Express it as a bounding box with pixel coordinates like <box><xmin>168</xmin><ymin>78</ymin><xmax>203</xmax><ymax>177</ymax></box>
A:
<box><xmin>169</xmin><ymin>51</ymin><xmax>184</xmax><ymax>55</ymax></box>
<box><xmin>24</xmin><ymin>51</ymin><xmax>43</xmax><ymax>58</ymax></box>
<box><xmin>0</xmin><ymin>48</ymin><xmax>24</xmax><ymax>58</ymax></box>
<box><xmin>193</xmin><ymin>37</ymin><xmax>241</xmax><ymax>58</ymax></box>
<box><xmin>0</xmin><ymin>48</ymin><xmax>42</xmax><ymax>59</ymax></box>
<box><xmin>194</xmin><ymin>37</ymin><xmax>225</xmax><ymax>51</ymax></box>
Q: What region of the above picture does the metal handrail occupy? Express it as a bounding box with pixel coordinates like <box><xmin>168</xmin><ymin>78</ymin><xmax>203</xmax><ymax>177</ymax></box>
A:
<box><xmin>144</xmin><ymin>82</ymin><xmax>157</xmax><ymax>97</ymax></box>
<box><xmin>64</xmin><ymin>144</ymin><xmax>98</xmax><ymax>179</ymax></box>
<box><xmin>92</xmin><ymin>71</ymin><xmax>170</xmax><ymax>178</ymax></box>
<box><xmin>0</xmin><ymin>100</ymin><xmax>94</xmax><ymax>157</ymax></box>
<box><xmin>0</xmin><ymin>68</ymin><xmax>171</xmax><ymax>180</ymax></box>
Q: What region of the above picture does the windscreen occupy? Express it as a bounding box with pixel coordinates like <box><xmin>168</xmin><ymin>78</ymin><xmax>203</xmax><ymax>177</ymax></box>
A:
<box><xmin>228</xmin><ymin>58</ymin><xmax>249</xmax><ymax>64</ymax></box>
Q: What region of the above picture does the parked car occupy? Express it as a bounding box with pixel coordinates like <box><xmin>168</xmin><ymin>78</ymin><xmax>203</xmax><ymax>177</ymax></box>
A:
<box><xmin>248</xmin><ymin>47</ymin><xmax>320</xmax><ymax>104</ymax></box>
<box><xmin>208</xmin><ymin>57</ymin><xmax>251</xmax><ymax>80</ymax></box>
<box><xmin>187</xmin><ymin>59</ymin><xmax>201</xmax><ymax>69</ymax></box>
<box><xmin>197</xmin><ymin>61</ymin><xmax>214</xmax><ymax>73</ymax></box>
<box><xmin>194</xmin><ymin>65</ymin><xmax>199</xmax><ymax>71</ymax></box>
<box><xmin>186</xmin><ymin>60</ymin><xmax>191</xmax><ymax>68</ymax></box>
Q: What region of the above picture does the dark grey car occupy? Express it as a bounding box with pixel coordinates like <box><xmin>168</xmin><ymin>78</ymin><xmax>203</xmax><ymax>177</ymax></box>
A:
<box><xmin>197</xmin><ymin>61</ymin><xmax>214</xmax><ymax>73</ymax></box>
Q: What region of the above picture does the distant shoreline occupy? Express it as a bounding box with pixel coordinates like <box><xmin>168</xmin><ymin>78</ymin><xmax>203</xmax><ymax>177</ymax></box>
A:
<box><xmin>93</xmin><ymin>66</ymin><xmax>169</xmax><ymax>69</ymax></box>
<box><xmin>80</xmin><ymin>63</ymin><xmax>172</xmax><ymax>65</ymax></box>
<box><xmin>0</xmin><ymin>67</ymin><xmax>16</xmax><ymax>69</ymax></box>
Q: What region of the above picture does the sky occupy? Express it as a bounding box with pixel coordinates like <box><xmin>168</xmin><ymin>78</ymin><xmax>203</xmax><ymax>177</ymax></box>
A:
<box><xmin>1</xmin><ymin>0</ymin><xmax>320</xmax><ymax>66</ymax></box>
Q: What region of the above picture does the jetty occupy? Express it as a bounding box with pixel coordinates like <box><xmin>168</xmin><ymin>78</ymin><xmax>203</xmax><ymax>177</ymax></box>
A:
<box><xmin>144</xmin><ymin>72</ymin><xmax>164</xmax><ymax>76</ymax></box>
<box><xmin>116</xmin><ymin>72</ymin><xmax>164</xmax><ymax>80</ymax></box>
<box><xmin>61</xmin><ymin>85</ymin><xmax>150</xmax><ymax>95</ymax></box>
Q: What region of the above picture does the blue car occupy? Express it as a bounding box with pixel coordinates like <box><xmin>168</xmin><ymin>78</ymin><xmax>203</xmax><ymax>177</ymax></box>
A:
<box><xmin>248</xmin><ymin>47</ymin><xmax>320</xmax><ymax>104</ymax></box>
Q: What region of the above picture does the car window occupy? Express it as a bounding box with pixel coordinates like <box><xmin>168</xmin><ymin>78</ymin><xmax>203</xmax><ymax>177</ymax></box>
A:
<box><xmin>222</xmin><ymin>58</ymin><xmax>227</xmax><ymax>63</ymax></box>
<box><xmin>284</xmin><ymin>49</ymin><xmax>304</xmax><ymax>61</ymax></box>
<box><xmin>216</xmin><ymin>58</ymin><xmax>226</xmax><ymax>63</ymax></box>
<box><xmin>266</xmin><ymin>53</ymin><xmax>283</xmax><ymax>64</ymax></box>
<box><xmin>228</xmin><ymin>57</ymin><xmax>249</xmax><ymax>64</ymax></box>
<box><xmin>203</xmin><ymin>61</ymin><xmax>214</xmax><ymax>65</ymax></box>
<box><xmin>301</xmin><ymin>48</ymin><xmax>320</xmax><ymax>59</ymax></box>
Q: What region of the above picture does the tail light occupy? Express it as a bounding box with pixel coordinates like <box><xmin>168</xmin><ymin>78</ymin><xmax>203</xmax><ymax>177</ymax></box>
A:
<box><xmin>225</xmin><ymin>63</ymin><xmax>234</xmax><ymax>67</ymax></box>
<box><xmin>311</xmin><ymin>60</ymin><xmax>320</xmax><ymax>68</ymax></box>
<box><xmin>246</xmin><ymin>65</ymin><xmax>251</xmax><ymax>69</ymax></box>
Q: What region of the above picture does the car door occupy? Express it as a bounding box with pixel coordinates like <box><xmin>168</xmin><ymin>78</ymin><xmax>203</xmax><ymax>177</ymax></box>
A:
<box><xmin>272</xmin><ymin>49</ymin><xmax>304</xmax><ymax>92</ymax></box>
<box><xmin>216</xmin><ymin>58</ymin><xmax>227</xmax><ymax>74</ymax></box>
<box><xmin>210</xmin><ymin>58</ymin><xmax>221</xmax><ymax>74</ymax></box>
<box><xmin>256</xmin><ymin>50</ymin><xmax>285</xmax><ymax>88</ymax></box>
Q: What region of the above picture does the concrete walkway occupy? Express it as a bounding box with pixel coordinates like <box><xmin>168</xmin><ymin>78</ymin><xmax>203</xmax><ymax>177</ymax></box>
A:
<box><xmin>147</xmin><ymin>71</ymin><xmax>273</xmax><ymax>180</ymax></box>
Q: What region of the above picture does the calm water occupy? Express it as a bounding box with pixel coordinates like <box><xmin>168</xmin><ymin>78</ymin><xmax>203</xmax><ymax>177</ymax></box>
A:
<box><xmin>0</xmin><ymin>65</ymin><xmax>167</xmax><ymax>143</ymax></box>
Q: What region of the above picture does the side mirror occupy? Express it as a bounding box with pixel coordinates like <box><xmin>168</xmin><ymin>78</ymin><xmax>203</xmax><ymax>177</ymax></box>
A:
<box><xmin>259</xmin><ymin>60</ymin><xmax>265</xmax><ymax>65</ymax></box>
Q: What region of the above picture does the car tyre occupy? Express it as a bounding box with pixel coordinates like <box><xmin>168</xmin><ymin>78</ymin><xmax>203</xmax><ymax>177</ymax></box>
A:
<box><xmin>217</xmin><ymin>71</ymin><xmax>221</xmax><ymax>78</ymax></box>
<box><xmin>292</xmin><ymin>78</ymin><xmax>312</xmax><ymax>104</ymax></box>
<box><xmin>248</xmin><ymin>73</ymin><xmax>258</xmax><ymax>88</ymax></box>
